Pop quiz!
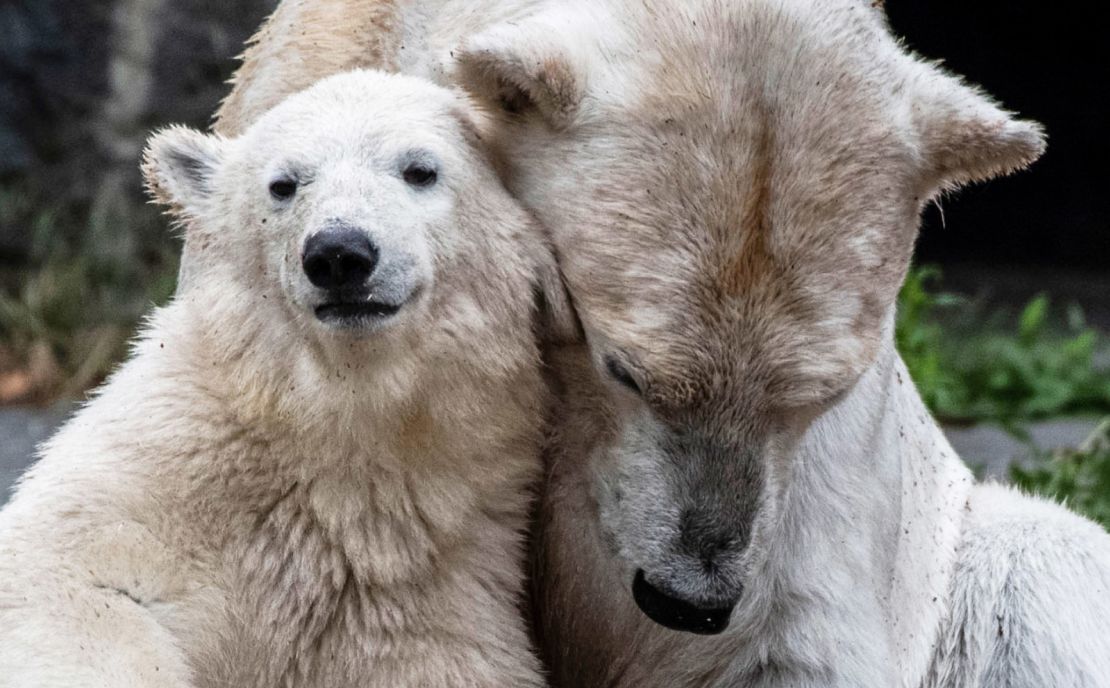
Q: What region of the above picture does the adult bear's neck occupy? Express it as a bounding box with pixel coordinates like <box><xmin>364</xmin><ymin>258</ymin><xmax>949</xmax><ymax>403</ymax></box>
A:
<box><xmin>755</xmin><ymin>333</ymin><xmax>974</xmax><ymax>683</ymax></box>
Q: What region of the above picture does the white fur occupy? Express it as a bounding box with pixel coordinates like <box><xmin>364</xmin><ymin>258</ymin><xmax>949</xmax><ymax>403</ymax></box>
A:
<box><xmin>199</xmin><ymin>0</ymin><xmax>1110</xmax><ymax>686</ymax></box>
<box><xmin>0</xmin><ymin>71</ymin><xmax>551</xmax><ymax>688</ymax></box>
<box><xmin>924</xmin><ymin>483</ymin><xmax>1110</xmax><ymax>688</ymax></box>
<box><xmin>539</xmin><ymin>333</ymin><xmax>1110</xmax><ymax>687</ymax></box>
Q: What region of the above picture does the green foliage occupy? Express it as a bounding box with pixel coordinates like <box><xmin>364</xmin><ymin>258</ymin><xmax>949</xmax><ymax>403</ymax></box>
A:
<box><xmin>895</xmin><ymin>266</ymin><xmax>964</xmax><ymax>417</ymax></box>
<box><xmin>0</xmin><ymin>185</ymin><xmax>60</xmax><ymax>260</ymax></box>
<box><xmin>0</xmin><ymin>255</ymin><xmax>178</xmax><ymax>400</ymax></box>
<box><xmin>896</xmin><ymin>266</ymin><xmax>1110</xmax><ymax>427</ymax></box>
<box><xmin>1012</xmin><ymin>419</ymin><xmax>1110</xmax><ymax>529</ymax></box>
<box><xmin>0</xmin><ymin>189</ymin><xmax>178</xmax><ymax>401</ymax></box>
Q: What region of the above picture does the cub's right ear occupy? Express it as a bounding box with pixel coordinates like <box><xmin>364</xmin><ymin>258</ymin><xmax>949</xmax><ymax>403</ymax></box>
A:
<box><xmin>142</xmin><ymin>126</ymin><xmax>226</xmax><ymax>220</ymax></box>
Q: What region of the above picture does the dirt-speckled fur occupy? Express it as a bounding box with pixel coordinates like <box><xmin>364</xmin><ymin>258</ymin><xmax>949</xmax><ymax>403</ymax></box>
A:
<box><xmin>0</xmin><ymin>71</ymin><xmax>558</xmax><ymax>688</ymax></box>
<box><xmin>177</xmin><ymin>0</ymin><xmax>1110</xmax><ymax>686</ymax></box>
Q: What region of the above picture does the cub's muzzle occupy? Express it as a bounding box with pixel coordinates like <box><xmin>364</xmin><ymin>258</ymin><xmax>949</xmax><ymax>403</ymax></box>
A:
<box><xmin>302</xmin><ymin>226</ymin><xmax>409</xmax><ymax>328</ymax></box>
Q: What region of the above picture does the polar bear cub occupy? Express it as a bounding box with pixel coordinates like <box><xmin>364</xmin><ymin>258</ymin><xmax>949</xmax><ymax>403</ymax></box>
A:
<box><xmin>0</xmin><ymin>70</ymin><xmax>566</xmax><ymax>688</ymax></box>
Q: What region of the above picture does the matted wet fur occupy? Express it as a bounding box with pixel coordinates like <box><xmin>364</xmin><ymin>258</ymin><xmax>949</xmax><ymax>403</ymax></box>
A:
<box><xmin>205</xmin><ymin>0</ymin><xmax>1110</xmax><ymax>686</ymax></box>
<box><xmin>0</xmin><ymin>71</ymin><xmax>565</xmax><ymax>688</ymax></box>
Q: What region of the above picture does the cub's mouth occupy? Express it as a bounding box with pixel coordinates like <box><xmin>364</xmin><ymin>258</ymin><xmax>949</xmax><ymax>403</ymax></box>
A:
<box><xmin>314</xmin><ymin>299</ymin><xmax>402</xmax><ymax>327</ymax></box>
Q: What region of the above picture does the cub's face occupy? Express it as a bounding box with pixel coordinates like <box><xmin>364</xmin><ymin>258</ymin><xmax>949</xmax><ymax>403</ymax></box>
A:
<box><xmin>257</xmin><ymin>105</ymin><xmax>452</xmax><ymax>337</ymax></box>
<box><xmin>145</xmin><ymin>71</ymin><xmax>494</xmax><ymax>346</ymax></box>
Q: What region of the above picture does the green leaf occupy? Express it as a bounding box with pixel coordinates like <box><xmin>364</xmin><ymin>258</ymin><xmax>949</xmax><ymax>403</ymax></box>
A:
<box><xmin>896</xmin><ymin>266</ymin><xmax>1110</xmax><ymax>425</ymax></box>
<box><xmin>1019</xmin><ymin>294</ymin><xmax>1050</xmax><ymax>344</ymax></box>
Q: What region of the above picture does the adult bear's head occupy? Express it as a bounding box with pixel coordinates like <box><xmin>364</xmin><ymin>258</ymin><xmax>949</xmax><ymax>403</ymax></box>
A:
<box><xmin>456</xmin><ymin>0</ymin><xmax>1044</xmax><ymax>634</ymax></box>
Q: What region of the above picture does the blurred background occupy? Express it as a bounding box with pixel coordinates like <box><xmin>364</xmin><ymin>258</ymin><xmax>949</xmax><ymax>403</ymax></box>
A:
<box><xmin>1</xmin><ymin>0</ymin><xmax>276</xmax><ymax>405</ymax></box>
<box><xmin>1</xmin><ymin>1</ymin><xmax>1108</xmax><ymax>518</ymax></box>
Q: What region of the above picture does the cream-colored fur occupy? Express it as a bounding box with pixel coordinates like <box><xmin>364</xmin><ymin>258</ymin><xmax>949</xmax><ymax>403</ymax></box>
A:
<box><xmin>212</xmin><ymin>0</ymin><xmax>545</xmax><ymax>137</ymax></box>
<box><xmin>209</xmin><ymin>1</ymin><xmax>1109</xmax><ymax>686</ymax></box>
<box><xmin>0</xmin><ymin>70</ymin><xmax>558</xmax><ymax>688</ymax></box>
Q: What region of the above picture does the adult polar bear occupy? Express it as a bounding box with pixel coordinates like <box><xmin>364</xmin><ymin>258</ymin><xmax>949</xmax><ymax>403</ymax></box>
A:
<box><xmin>214</xmin><ymin>1</ymin><xmax>1110</xmax><ymax>686</ymax></box>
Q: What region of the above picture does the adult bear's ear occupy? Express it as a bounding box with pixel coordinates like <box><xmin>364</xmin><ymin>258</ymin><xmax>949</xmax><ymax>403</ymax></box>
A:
<box><xmin>912</xmin><ymin>68</ymin><xmax>1046</xmax><ymax>191</ymax></box>
<box><xmin>142</xmin><ymin>126</ymin><xmax>226</xmax><ymax>221</ymax></box>
<box><xmin>454</xmin><ymin>18</ymin><xmax>586</xmax><ymax>130</ymax></box>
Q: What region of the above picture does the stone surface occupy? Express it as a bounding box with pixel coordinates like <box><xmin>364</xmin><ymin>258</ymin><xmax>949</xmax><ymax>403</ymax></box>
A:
<box><xmin>0</xmin><ymin>403</ymin><xmax>73</xmax><ymax>505</ymax></box>
<box><xmin>944</xmin><ymin>418</ymin><xmax>1102</xmax><ymax>481</ymax></box>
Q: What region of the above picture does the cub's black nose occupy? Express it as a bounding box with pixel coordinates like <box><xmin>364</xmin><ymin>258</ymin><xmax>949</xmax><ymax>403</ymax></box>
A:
<box><xmin>631</xmin><ymin>570</ymin><xmax>735</xmax><ymax>635</ymax></box>
<box><xmin>302</xmin><ymin>228</ymin><xmax>378</xmax><ymax>290</ymax></box>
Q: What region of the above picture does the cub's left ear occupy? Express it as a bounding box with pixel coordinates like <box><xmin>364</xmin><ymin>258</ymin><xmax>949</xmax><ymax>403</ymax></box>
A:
<box><xmin>529</xmin><ymin>238</ymin><xmax>582</xmax><ymax>346</ymax></box>
<box><xmin>142</xmin><ymin>125</ymin><xmax>226</xmax><ymax>220</ymax></box>
<box><xmin>914</xmin><ymin>71</ymin><xmax>1046</xmax><ymax>190</ymax></box>
<box><xmin>454</xmin><ymin>17</ymin><xmax>586</xmax><ymax>130</ymax></box>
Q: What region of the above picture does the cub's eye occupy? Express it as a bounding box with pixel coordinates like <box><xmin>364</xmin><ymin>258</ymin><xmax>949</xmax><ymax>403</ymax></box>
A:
<box><xmin>269</xmin><ymin>177</ymin><xmax>298</xmax><ymax>201</ymax></box>
<box><xmin>605</xmin><ymin>356</ymin><xmax>642</xmax><ymax>396</ymax></box>
<box><xmin>403</xmin><ymin>163</ymin><xmax>438</xmax><ymax>188</ymax></box>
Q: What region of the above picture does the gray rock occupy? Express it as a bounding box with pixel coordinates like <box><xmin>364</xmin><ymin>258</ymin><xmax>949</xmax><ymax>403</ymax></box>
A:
<box><xmin>944</xmin><ymin>418</ymin><xmax>1101</xmax><ymax>482</ymax></box>
<box><xmin>0</xmin><ymin>403</ymin><xmax>73</xmax><ymax>506</ymax></box>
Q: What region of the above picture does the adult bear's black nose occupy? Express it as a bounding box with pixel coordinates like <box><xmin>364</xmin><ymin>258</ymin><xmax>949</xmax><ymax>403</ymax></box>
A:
<box><xmin>631</xmin><ymin>570</ymin><xmax>736</xmax><ymax>635</ymax></box>
<box><xmin>302</xmin><ymin>228</ymin><xmax>378</xmax><ymax>290</ymax></box>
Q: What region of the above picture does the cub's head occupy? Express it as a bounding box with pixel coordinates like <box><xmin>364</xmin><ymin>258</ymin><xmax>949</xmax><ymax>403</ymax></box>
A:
<box><xmin>144</xmin><ymin>70</ymin><xmax>572</xmax><ymax>406</ymax></box>
<box><xmin>458</xmin><ymin>0</ymin><xmax>1044</xmax><ymax>633</ymax></box>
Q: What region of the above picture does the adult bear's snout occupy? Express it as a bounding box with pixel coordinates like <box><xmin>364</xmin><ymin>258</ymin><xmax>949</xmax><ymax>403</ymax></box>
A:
<box><xmin>302</xmin><ymin>227</ymin><xmax>379</xmax><ymax>291</ymax></box>
<box><xmin>631</xmin><ymin>570</ymin><xmax>736</xmax><ymax>635</ymax></box>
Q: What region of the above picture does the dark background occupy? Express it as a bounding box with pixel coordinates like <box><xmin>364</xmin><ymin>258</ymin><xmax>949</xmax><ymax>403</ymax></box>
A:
<box><xmin>0</xmin><ymin>1</ymin><xmax>1104</xmax><ymax>269</ymax></box>
<box><xmin>886</xmin><ymin>2</ymin><xmax>1107</xmax><ymax>271</ymax></box>
<box><xmin>0</xmin><ymin>0</ymin><xmax>277</xmax><ymax>265</ymax></box>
